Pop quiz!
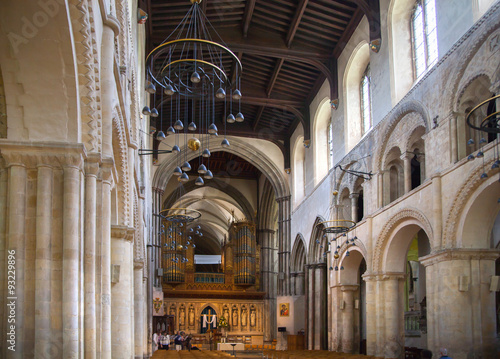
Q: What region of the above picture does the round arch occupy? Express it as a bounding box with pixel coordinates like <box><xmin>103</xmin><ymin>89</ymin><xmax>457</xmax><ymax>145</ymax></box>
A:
<box><xmin>374</xmin><ymin>101</ymin><xmax>430</xmax><ymax>173</ymax></box>
<box><xmin>339</xmin><ymin>248</ymin><xmax>367</xmax><ymax>285</ymax></box>
<box><xmin>443</xmin><ymin>157</ymin><xmax>500</xmax><ymax>248</ymax></box>
<box><xmin>312</xmin><ymin>97</ymin><xmax>332</xmax><ymax>185</ymax></box>
<box><xmin>292</xmin><ymin>135</ymin><xmax>306</xmax><ymax>205</ymax></box>
<box><xmin>373</xmin><ymin>208</ymin><xmax>433</xmax><ymax>273</ymax></box>
<box><xmin>454</xmin><ymin>168</ymin><xmax>500</xmax><ymax>249</ymax></box>
<box><xmin>344</xmin><ymin>41</ymin><xmax>370</xmax><ymax>152</ymax></box>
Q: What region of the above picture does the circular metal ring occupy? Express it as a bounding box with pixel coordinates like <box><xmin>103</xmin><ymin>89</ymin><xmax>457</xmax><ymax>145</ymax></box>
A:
<box><xmin>159</xmin><ymin>208</ymin><xmax>201</xmax><ymax>223</ymax></box>
<box><xmin>465</xmin><ymin>94</ymin><xmax>500</xmax><ymax>134</ymax></box>
<box><xmin>317</xmin><ymin>220</ymin><xmax>356</xmax><ymax>234</ymax></box>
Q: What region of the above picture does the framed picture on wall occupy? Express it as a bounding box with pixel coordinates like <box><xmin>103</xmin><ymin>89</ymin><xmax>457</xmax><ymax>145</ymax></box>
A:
<box><xmin>279</xmin><ymin>303</ymin><xmax>289</xmax><ymax>317</ymax></box>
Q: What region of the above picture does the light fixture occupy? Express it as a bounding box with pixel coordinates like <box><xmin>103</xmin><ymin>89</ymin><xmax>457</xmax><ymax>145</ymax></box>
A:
<box><xmin>466</xmin><ymin>94</ymin><xmax>500</xmax><ymax>181</ymax></box>
<box><xmin>142</xmin><ymin>0</ymin><xmax>243</xmax><ymax>186</ymax></box>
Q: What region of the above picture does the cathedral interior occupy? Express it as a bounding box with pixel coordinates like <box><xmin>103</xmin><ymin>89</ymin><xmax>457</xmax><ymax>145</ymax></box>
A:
<box><xmin>0</xmin><ymin>0</ymin><xmax>500</xmax><ymax>358</ymax></box>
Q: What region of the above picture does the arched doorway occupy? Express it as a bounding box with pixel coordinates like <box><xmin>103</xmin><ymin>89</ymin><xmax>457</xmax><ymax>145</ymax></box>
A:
<box><xmin>376</xmin><ymin>218</ymin><xmax>432</xmax><ymax>358</ymax></box>
<box><xmin>338</xmin><ymin>249</ymin><xmax>367</xmax><ymax>354</ymax></box>
<box><xmin>306</xmin><ymin>218</ymin><xmax>328</xmax><ymax>350</ymax></box>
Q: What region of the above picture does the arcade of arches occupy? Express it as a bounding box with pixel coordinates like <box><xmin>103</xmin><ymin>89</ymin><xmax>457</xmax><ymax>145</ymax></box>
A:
<box><xmin>0</xmin><ymin>1</ymin><xmax>500</xmax><ymax>359</ymax></box>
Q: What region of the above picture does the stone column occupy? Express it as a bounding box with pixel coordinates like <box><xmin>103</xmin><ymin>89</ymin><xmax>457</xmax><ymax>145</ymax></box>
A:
<box><xmin>402</xmin><ymin>153</ymin><xmax>411</xmax><ymax>194</ymax></box>
<box><xmin>84</xmin><ymin>158</ymin><xmax>99</xmax><ymax>359</ymax></box>
<box><xmin>449</xmin><ymin>114</ymin><xmax>458</xmax><ymax>163</ymax></box>
<box><xmin>277</xmin><ymin>196</ymin><xmax>291</xmax><ymax>296</ymax></box>
<box><xmin>34</xmin><ymin>164</ymin><xmax>54</xmax><ymax>357</ymax></box>
<box><xmin>134</xmin><ymin>261</ymin><xmax>145</xmax><ymax>359</ymax></box>
<box><xmin>306</xmin><ymin>264</ymin><xmax>314</xmax><ymax>349</ymax></box>
<box><xmin>5</xmin><ymin>163</ymin><xmax>27</xmax><ymax>359</ymax></box>
<box><xmin>296</xmin><ymin>272</ymin><xmax>304</xmax><ymax>295</ymax></box>
<box><xmin>62</xmin><ymin>162</ymin><xmax>82</xmax><ymax>358</ymax></box>
<box><xmin>341</xmin><ymin>285</ymin><xmax>358</xmax><ymax>353</ymax></box>
<box><xmin>259</xmin><ymin>228</ymin><xmax>276</xmax><ymax>341</ymax></box>
<box><xmin>111</xmin><ymin>226</ymin><xmax>135</xmax><ymax>358</ymax></box>
<box><xmin>314</xmin><ymin>263</ymin><xmax>326</xmax><ymax>350</ymax></box>
<box><xmin>101</xmin><ymin>163</ymin><xmax>114</xmax><ymax>359</ymax></box>
<box><xmin>431</xmin><ymin>174</ymin><xmax>442</xmax><ymax>248</ymax></box>
<box><xmin>421</xmin><ymin>249</ymin><xmax>499</xmax><ymax>358</ymax></box>
<box><xmin>383</xmin><ymin>274</ymin><xmax>405</xmax><ymax>359</ymax></box>
<box><xmin>377</xmin><ymin>172</ymin><xmax>385</xmax><ymax>208</ymax></box>
<box><xmin>349</xmin><ymin>193</ymin><xmax>359</xmax><ymax>223</ymax></box>
<box><xmin>362</xmin><ymin>275</ymin><xmax>377</xmax><ymax>356</ymax></box>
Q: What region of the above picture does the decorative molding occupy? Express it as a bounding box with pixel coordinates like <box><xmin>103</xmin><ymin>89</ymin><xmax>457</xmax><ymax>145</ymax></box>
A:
<box><xmin>419</xmin><ymin>249</ymin><xmax>500</xmax><ymax>267</ymax></box>
<box><xmin>111</xmin><ymin>225</ymin><xmax>135</xmax><ymax>242</ymax></box>
<box><xmin>442</xmin><ymin>157</ymin><xmax>499</xmax><ymax>248</ymax></box>
<box><xmin>372</xmin><ymin>208</ymin><xmax>433</xmax><ymax>273</ymax></box>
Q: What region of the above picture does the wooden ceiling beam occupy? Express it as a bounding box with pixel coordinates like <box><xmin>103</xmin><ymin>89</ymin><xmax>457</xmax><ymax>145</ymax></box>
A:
<box><xmin>242</xmin><ymin>0</ymin><xmax>256</xmax><ymax>38</ymax></box>
<box><xmin>332</xmin><ymin>7</ymin><xmax>364</xmax><ymax>58</ymax></box>
<box><xmin>266</xmin><ymin>58</ymin><xmax>284</xmax><ymax>98</ymax></box>
<box><xmin>252</xmin><ymin>106</ymin><xmax>265</xmax><ymax>131</ymax></box>
<box><xmin>286</xmin><ymin>0</ymin><xmax>309</xmax><ymax>47</ymax></box>
<box><xmin>350</xmin><ymin>0</ymin><xmax>381</xmax><ymax>45</ymax></box>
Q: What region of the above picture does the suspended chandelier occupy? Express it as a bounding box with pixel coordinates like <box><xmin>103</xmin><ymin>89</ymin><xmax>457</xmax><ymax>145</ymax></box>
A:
<box><xmin>465</xmin><ymin>94</ymin><xmax>500</xmax><ymax>181</ymax></box>
<box><xmin>142</xmin><ymin>0</ymin><xmax>243</xmax><ymax>186</ymax></box>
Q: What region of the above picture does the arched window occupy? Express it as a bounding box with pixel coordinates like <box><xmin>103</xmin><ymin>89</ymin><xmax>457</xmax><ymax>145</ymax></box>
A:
<box><xmin>328</xmin><ymin>121</ymin><xmax>334</xmax><ymax>169</ymax></box>
<box><xmin>360</xmin><ymin>64</ymin><xmax>372</xmax><ymax>135</ymax></box>
<box><xmin>411</xmin><ymin>0</ymin><xmax>438</xmax><ymax>79</ymax></box>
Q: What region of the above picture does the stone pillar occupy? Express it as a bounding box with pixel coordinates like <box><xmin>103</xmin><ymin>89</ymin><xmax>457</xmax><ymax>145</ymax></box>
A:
<box><xmin>450</xmin><ymin>114</ymin><xmax>458</xmax><ymax>163</ymax></box>
<box><xmin>259</xmin><ymin>228</ymin><xmax>276</xmax><ymax>341</ymax></box>
<box><xmin>306</xmin><ymin>264</ymin><xmax>314</xmax><ymax>349</ymax></box>
<box><xmin>421</xmin><ymin>249</ymin><xmax>499</xmax><ymax>359</ymax></box>
<box><xmin>402</xmin><ymin>153</ymin><xmax>411</xmax><ymax>194</ymax></box>
<box><xmin>277</xmin><ymin>196</ymin><xmax>291</xmax><ymax>296</ymax></box>
<box><xmin>296</xmin><ymin>272</ymin><xmax>304</xmax><ymax>295</ymax></box>
<box><xmin>111</xmin><ymin>226</ymin><xmax>135</xmax><ymax>358</ymax></box>
<box><xmin>362</xmin><ymin>275</ymin><xmax>377</xmax><ymax>356</ymax></box>
<box><xmin>341</xmin><ymin>285</ymin><xmax>358</xmax><ymax>353</ymax></box>
<box><xmin>377</xmin><ymin>171</ymin><xmax>385</xmax><ymax>208</ymax></box>
<box><xmin>35</xmin><ymin>164</ymin><xmax>54</xmax><ymax>357</ymax></box>
<box><xmin>84</xmin><ymin>158</ymin><xmax>99</xmax><ymax>359</ymax></box>
<box><xmin>134</xmin><ymin>261</ymin><xmax>145</xmax><ymax>359</ymax></box>
<box><xmin>62</xmin><ymin>162</ymin><xmax>82</xmax><ymax>358</ymax></box>
<box><xmin>431</xmin><ymin>174</ymin><xmax>442</xmax><ymax>248</ymax></box>
<box><xmin>383</xmin><ymin>274</ymin><xmax>405</xmax><ymax>359</ymax></box>
<box><xmin>349</xmin><ymin>193</ymin><xmax>359</xmax><ymax>223</ymax></box>
<box><xmin>313</xmin><ymin>263</ymin><xmax>326</xmax><ymax>349</ymax></box>
<box><xmin>101</xmin><ymin>164</ymin><xmax>114</xmax><ymax>359</ymax></box>
<box><xmin>5</xmin><ymin>163</ymin><xmax>27</xmax><ymax>359</ymax></box>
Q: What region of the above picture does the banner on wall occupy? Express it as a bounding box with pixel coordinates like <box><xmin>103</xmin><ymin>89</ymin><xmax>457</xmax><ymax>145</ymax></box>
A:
<box><xmin>153</xmin><ymin>287</ymin><xmax>164</xmax><ymax>316</ymax></box>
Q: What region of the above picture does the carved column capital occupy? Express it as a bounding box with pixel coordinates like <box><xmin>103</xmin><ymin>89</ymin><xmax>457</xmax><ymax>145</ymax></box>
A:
<box><xmin>420</xmin><ymin>248</ymin><xmax>500</xmax><ymax>267</ymax></box>
<box><xmin>111</xmin><ymin>225</ymin><xmax>135</xmax><ymax>242</ymax></box>
<box><xmin>340</xmin><ymin>284</ymin><xmax>359</xmax><ymax>292</ymax></box>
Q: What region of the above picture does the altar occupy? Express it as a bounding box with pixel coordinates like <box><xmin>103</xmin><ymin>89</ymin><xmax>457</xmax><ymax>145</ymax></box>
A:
<box><xmin>217</xmin><ymin>343</ymin><xmax>245</xmax><ymax>351</ymax></box>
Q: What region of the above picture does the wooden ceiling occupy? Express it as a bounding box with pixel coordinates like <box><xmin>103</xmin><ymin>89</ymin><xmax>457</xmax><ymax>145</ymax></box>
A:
<box><xmin>186</xmin><ymin>151</ymin><xmax>260</xmax><ymax>180</ymax></box>
<box><xmin>145</xmin><ymin>0</ymin><xmax>381</xmax><ymax>168</ymax></box>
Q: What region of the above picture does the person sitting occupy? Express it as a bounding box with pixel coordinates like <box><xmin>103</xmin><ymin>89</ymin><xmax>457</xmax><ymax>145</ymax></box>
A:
<box><xmin>439</xmin><ymin>348</ymin><xmax>452</xmax><ymax>359</ymax></box>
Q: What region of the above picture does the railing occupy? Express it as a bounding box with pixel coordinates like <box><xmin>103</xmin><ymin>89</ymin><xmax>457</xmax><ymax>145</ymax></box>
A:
<box><xmin>194</xmin><ymin>273</ymin><xmax>225</xmax><ymax>284</ymax></box>
<box><xmin>404</xmin><ymin>311</ymin><xmax>421</xmax><ymax>337</ymax></box>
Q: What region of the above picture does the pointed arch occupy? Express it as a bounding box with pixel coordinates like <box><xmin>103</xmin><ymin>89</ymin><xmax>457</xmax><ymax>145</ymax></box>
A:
<box><xmin>308</xmin><ymin>216</ymin><xmax>328</xmax><ymax>263</ymax></box>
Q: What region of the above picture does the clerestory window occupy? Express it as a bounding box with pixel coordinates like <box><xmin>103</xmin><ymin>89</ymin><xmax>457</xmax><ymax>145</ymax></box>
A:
<box><xmin>411</xmin><ymin>0</ymin><xmax>438</xmax><ymax>79</ymax></box>
<box><xmin>360</xmin><ymin>64</ymin><xmax>372</xmax><ymax>135</ymax></box>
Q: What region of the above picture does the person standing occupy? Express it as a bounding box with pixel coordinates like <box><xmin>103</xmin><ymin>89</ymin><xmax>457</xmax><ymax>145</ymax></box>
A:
<box><xmin>160</xmin><ymin>332</ymin><xmax>170</xmax><ymax>350</ymax></box>
<box><xmin>174</xmin><ymin>331</ymin><xmax>183</xmax><ymax>351</ymax></box>
<box><xmin>152</xmin><ymin>331</ymin><xmax>159</xmax><ymax>352</ymax></box>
